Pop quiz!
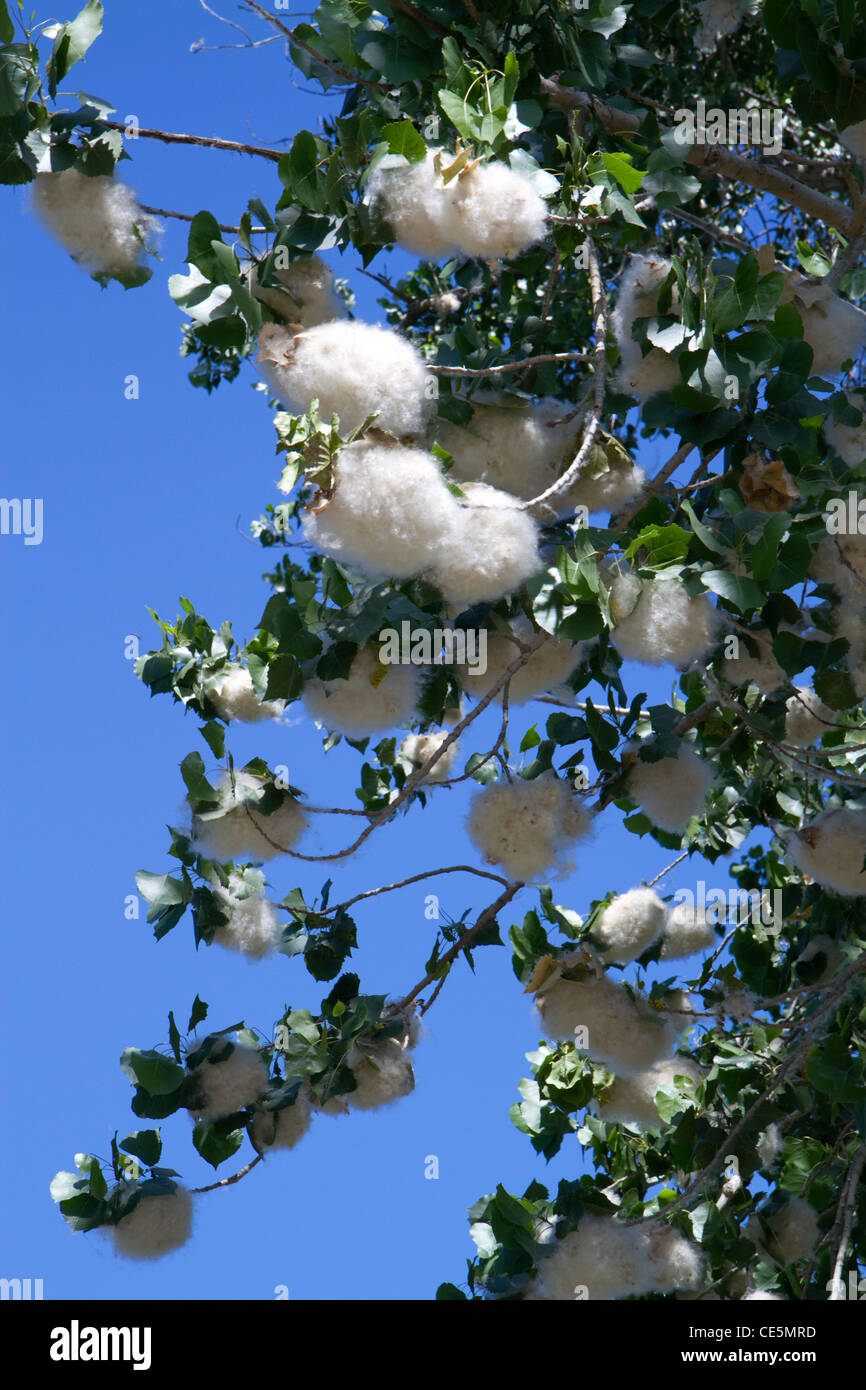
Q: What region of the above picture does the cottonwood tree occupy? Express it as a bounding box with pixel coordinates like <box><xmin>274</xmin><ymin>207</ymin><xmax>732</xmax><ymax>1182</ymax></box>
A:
<box><xmin>6</xmin><ymin>0</ymin><xmax>866</xmax><ymax>1299</ymax></box>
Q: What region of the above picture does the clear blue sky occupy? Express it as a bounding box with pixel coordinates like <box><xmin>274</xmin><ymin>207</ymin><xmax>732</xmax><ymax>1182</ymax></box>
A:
<box><xmin>1</xmin><ymin>2</ymin><xmax>729</xmax><ymax>1301</ymax></box>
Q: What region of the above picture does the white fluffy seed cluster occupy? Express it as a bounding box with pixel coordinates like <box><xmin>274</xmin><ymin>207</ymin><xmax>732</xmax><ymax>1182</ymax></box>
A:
<box><xmin>434</xmin><ymin>395</ymin><xmax>576</xmax><ymax>509</ymax></box>
<box><xmin>612</xmin><ymin>254</ymin><xmax>682</xmax><ymax>401</ymax></box>
<box><xmin>303</xmin><ymin>444</ymin><xmax>541</xmax><ymax>603</ymax></box>
<box><xmin>810</xmin><ymin>532</ymin><xmax>866</xmax><ymax>599</ymax></box>
<box><xmin>788</xmin><ymin>806</ymin><xmax>866</xmax><ymax>897</ymax></box>
<box><xmin>627</xmin><ymin>742</ymin><xmax>715</xmax><ymax>834</ymax></box>
<box><xmin>841</xmin><ymin>121</ymin><xmax>866</xmax><ymax>162</ymax></box>
<box><xmin>593</xmin><ymin>888</ymin><xmax>667</xmax><ymax>964</ymax></box>
<box><xmin>32</xmin><ymin>167</ymin><xmax>156</xmax><ymax>277</ymax></box>
<box><xmin>257</xmin><ymin>320</ymin><xmax>433</xmax><ymax>438</ymax></box>
<box><xmin>598</xmin><ymin>1056</ymin><xmax>701</xmax><ymax>1130</ymax></box>
<box><xmin>250</xmin><ymin>1086</ymin><xmax>313</xmax><ymax>1152</ymax></box>
<box><xmin>784</xmin><ymin>687</ymin><xmax>833</xmax><ymax>746</ymax></box>
<box><xmin>796</xmin><ymin>933</ymin><xmax>844</xmax><ymax>982</ymax></box>
<box><xmin>111</xmin><ymin>1186</ymin><xmax>194</xmax><ymax>1261</ymax></box>
<box><xmin>367</xmin><ymin>150</ymin><xmax>548</xmax><ymax>261</ymax></box>
<box><xmin>435</xmin><ymin>397</ymin><xmax>644</xmax><ymax>520</ymax></box>
<box><xmin>696</xmin><ymin>0</ymin><xmax>759</xmax><ymax>51</ymax></box>
<box><xmin>756</xmin><ymin>1122</ymin><xmax>782</xmax><ymax>1169</ymax></box>
<box><xmin>213</xmin><ymin>884</ymin><xmax>281</xmax><ymax>960</ymax></box>
<box><xmin>467</xmin><ymin>774</ymin><xmax>593</xmax><ymax>881</ymax></box>
<box><xmin>432</xmin><ymin>482</ymin><xmax>542</xmax><ymax>606</ymax></box>
<box><xmin>660</xmin><ymin>902</ymin><xmax>717</xmax><ymax>959</ymax></box>
<box><xmin>767</xmin><ymin>1199</ymin><xmax>820</xmax><ymax>1266</ymax></box>
<box><xmin>343</xmin><ymin>1039</ymin><xmax>415</xmax><ymax>1110</ymax></box>
<box><xmin>187</xmin><ymin>1040</ymin><xmax>270</xmax><ymax>1121</ymax></box>
<box><xmin>400</xmin><ymin>731</ymin><xmax>458</xmax><ymax>782</ymax></box>
<box><xmin>780</xmin><ymin>272</ymin><xmax>866</xmax><ymax>376</ymax></box>
<box><xmin>302</xmin><ymin>644</ymin><xmax>419</xmax><ymax>736</ymax></box>
<box><xmin>209</xmin><ymin>667</ymin><xmax>284</xmax><ymax>723</ymax></box>
<box><xmin>537</xmin><ymin>965</ymin><xmax>678</xmax><ymax>1074</ymax></box>
<box><xmin>249</xmin><ymin>254</ymin><xmax>346</xmax><ymax>328</ymax></box>
<box><xmin>191</xmin><ymin>771</ymin><xmax>307</xmax><ymax>863</ymax></box>
<box><xmin>720</xmin><ymin>632</ymin><xmax>787</xmax><ymax>694</ymax></box>
<box><xmin>302</xmin><ymin>440</ymin><xmax>460</xmax><ymax>580</ymax></box>
<box><xmin>459</xmin><ymin>617</ymin><xmax>583</xmax><ymax>704</ymax></box>
<box><xmin>609</xmin><ymin>572</ymin><xmax>719</xmax><ymax>668</ymax></box>
<box><xmin>533</xmin><ymin>1214</ymin><xmax>704</xmax><ymax>1300</ymax></box>
<box><xmin>825</xmin><ymin>392</ymin><xmax>866</xmax><ymax>464</ymax></box>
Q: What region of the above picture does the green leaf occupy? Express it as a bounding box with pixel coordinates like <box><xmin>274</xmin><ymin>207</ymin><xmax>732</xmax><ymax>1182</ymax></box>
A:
<box><xmin>381</xmin><ymin>120</ymin><xmax>426</xmax><ymax>163</ymax></box>
<box><xmin>807</xmin><ymin>1036</ymin><xmax>864</xmax><ymax>1103</ymax></box>
<box><xmin>47</xmin><ymin>2</ymin><xmax>103</xmax><ymax>93</ymax></box>
<box><xmin>186</xmin><ymin>211</ymin><xmax>225</xmax><ymax>280</ymax></box>
<box><xmin>119</xmin><ymin>1130</ymin><xmax>163</xmax><ymax>1168</ymax></box>
<box><xmin>624</xmin><ymin>522</ymin><xmax>691</xmax><ymax>566</ymax></box>
<box><xmin>120</xmin><ymin>1047</ymin><xmax>185</xmax><ymax>1097</ymax></box>
<box><xmin>701</xmin><ymin>569</ymin><xmax>765</xmax><ymax>615</ymax></box>
<box><xmin>199</xmin><ymin>720</ymin><xmax>226</xmax><ymax>758</ymax></box>
<box><xmin>814</xmin><ymin>667</ymin><xmax>858</xmax><ymax>712</ymax></box>
<box><xmin>795</xmin><ymin>240</ymin><xmax>831</xmax><ymax>278</ymax></box>
<box><xmin>180</xmin><ymin>750</ymin><xmax>216</xmax><ymax>801</ymax></box>
<box><xmin>0</xmin><ymin>44</ymin><xmax>38</xmax><ymax>116</ymax></box>
<box><xmin>436</xmin><ymin>1282</ymin><xmax>468</xmax><ymax>1300</ymax></box>
<box><xmin>188</xmin><ymin>994</ymin><xmax>209</xmax><ymax>1032</ymax></box>
<box><xmin>192</xmin><ymin>1120</ymin><xmax>244</xmax><ymax>1170</ymax></box>
<box><xmin>520</xmin><ymin>725</ymin><xmax>541</xmax><ymax>752</ymax></box>
<box><xmin>0</xmin><ymin>2</ymin><xmax>13</xmax><ymax>44</ymax></box>
<box><xmin>602</xmin><ymin>152</ymin><xmax>644</xmax><ymax>195</ymax></box>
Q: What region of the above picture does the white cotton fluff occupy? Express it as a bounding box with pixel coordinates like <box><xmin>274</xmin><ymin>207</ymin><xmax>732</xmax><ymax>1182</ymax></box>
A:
<box><xmin>743</xmin><ymin>1290</ymin><xmax>783</xmax><ymax>1301</ymax></box>
<box><xmin>720</xmin><ymin>633</ymin><xmax>787</xmax><ymax>694</ymax></box>
<box><xmin>756</xmin><ymin>1123</ymin><xmax>782</xmax><ymax>1169</ymax></box>
<box><xmin>810</xmin><ymin>533</ymin><xmax>866</xmax><ymax>598</ymax></box>
<box><xmin>767</xmin><ymin>1199</ymin><xmax>819</xmax><ymax>1266</ymax></box>
<box><xmin>796</xmin><ymin>933</ymin><xmax>844</xmax><ymax>982</ymax></box>
<box><xmin>430</xmin><ymin>482</ymin><xmax>542</xmax><ymax>607</ymax></box>
<box><xmin>248</xmin><ymin>254</ymin><xmax>346</xmax><ymax>327</ymax></box>
<box><xmin>302</xmin><ymin>644</ymin><xmax>419</xmax><ymax>736</ymax></box>
<box><xmin>459</xmin><ymin>616</ymin><xmax>583</xmax><ymax>704</ymax></box>
<box><xmin>434</xmin><ymin>395</ymin><xmax>578</xmax><ymax>510</ymax></box>
<box><xmin>534</xmin><ymin>1214</ymin><xmax>703</xmax><ymax>1300</ymax></box>
<box><xmin>400</xmin><ymin>731</ymin><xmax>458</xmax><ymax>781</ymax></box>
<box><xmin>343</xmin><ymin>1038</ymin><xmax>415</xmax><ymax>1110</ymax></box>
<box><xmin>257</xmin><ymin>321</ymin><xmax>433</xmax><ymax>438</ymax></box>
<box><xmin>825</xmin><ymin>393</ymin><xmax>866</xmax><ymax>464</ymax></box>
<box><xmin>439</xmin><ymin>158</ymin><xmax>549</xmax><ymax>260</ymax></box>
<box><xmin>190</xmin><ymin>771</ymin><xmax>307</xmax><ymax>863</ymax></box>
<box><xmin>366</xmin><ymin>149</ymin><xmax>457</xmax><ymax>258</ymax></box>
<box><xmin>696</xmin><ymin>0</ymin><xmax>759</xmax><ymax>51</ymax></box>
<box><xmin>111</xmin><ymin>1186</ymin><xmax>193</xmax><ymax>1261</ymax></box>
<box><xmin>367</xmin><ymin>150</ymin><xmax>548</xmax><ymax>261</ymax></box>
<box><xmin>724</xmin><ymin>988</ymin><xmax>758</xmax><ymax>1019</ymax></box>
<box><xmin>799</xmin><ymin>297</ymin><xmax>866</xmax><ymax>377</ymax></box>
<box><xmin>250</xmin><ymin>1088</ymin><xmax>313</xmax><ymax>1152</ymax></box>
<box><xmin>535</xmin><ymin>1214</ymin><xmax>653</xmax><ymax>1300</ymax></box>
<box><xmin>593</xmin><ymin>888</ymin><xmax>668</xmax><ymax>964</ymax></box>
<box><xmin>598</xmin><ymin>1055</ymin><xmax>702</xmax><ymax>1130</ymax></box>
<box><xmin>301</xmin><ymin>441</ymin><xmax>460</xmax><ymax>580</ymax></box>
<box><xmin>467</xmin><ymin>774</ymin><xmax>593</xmax><ymax>881</ymax></box>
<box><xmin>209</xmin><ymin>667</ymin><xmax>284</xmax><ymax>723</ymax></box>
<box><xmin>646</xmin><ymin>1226</ymin><xmax>706</xmax><ymax>1294</ymax></box>
<box><xmin>841</xmin><ymin>121</ymin><xmax>866</xmax><ymax>162</ymax></box>
<box><xmin>612</xmin><ymin>253</ymin><xmax>682</xmax><ymax>401</ymax></box>
<box><xmin>609</xmin><ymin>572</ymin><xmax>719</xmax><ymax>668</ymax></box>
<box><xmin>32</xmin><ymin>167</ymin><xmax>156</xmax><ymax>277</ymax></box>
<box><xmin>627</xmin><ymin>743</ymin><xmax>715</xmax><ymax>834</ymax></box>
<box><xmin>187</xmin><ymin>1039</ymin><xmax>269</xmax><ymax>1121</ymax></box>
<box><xmin>569</xmin><ymin>444</ymin><xmax>646</xmax><ymax>517</ymax></box>
<box><xmin>660</xmin><ymin>903</ymin><xmax>717</xmax><ymax>959</ymax></box>
<box><xmin>784</xmin><ymin>687</ymin><xmax>833</xmax><ymax>746</ymax></box>
<box><xmin>212</xmin><ymin>887</ymin><xmax>281</xmax><ymax>960</ymax></box>
<box><xmin>537</xmin><ymin>968</ymin><xmax>678</xmax><ymax>1074</ymax></box>
<box><xmin>788</xmin><ymin>806</ymin><xmax>866</xmax><ymax>897</ymax></box>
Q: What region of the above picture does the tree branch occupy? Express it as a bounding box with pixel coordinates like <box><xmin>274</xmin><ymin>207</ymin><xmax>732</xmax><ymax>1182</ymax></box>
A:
<box><xmin>324</xmin><ymin>863</ymin><xmax>512</xmax><ymax>914</ymax></box>
<box><xmin>427</xmin><ymin>351</ymin><xmax>589</xmax><ymax>378</ymax></box>
<box><xmin>241</xmin><ymin>0</ymin><xmax>392</xmax><ymax>90</ymax></box>
<box><xmin>394</xmin><ymin>881</ymin><xmax>523</xmax><ymax>1011</ymax></box>
<box><xmin>98</xmin><ymin>120</ymin><xmax>282</xmax><ymax>162</ymax></box>
<box><xmin>192</xmin><ymin>1154</ymin><xmax>263</xmax><ymax>1193</ymax></box>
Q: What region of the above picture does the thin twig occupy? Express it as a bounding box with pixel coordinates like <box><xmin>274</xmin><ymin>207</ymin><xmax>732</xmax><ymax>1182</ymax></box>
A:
<box><xmin>427</xmin><ymin>351</ymin><xmax>589</xmax><ymax>378</ymax></box>
<box><xmin>828</xmin><ymin>1143</ymin><xmax>866</xmax><ymax>1299</ymax></box>
<box><xmin>394</xmin><ymin>882</ymin><xmax>523</xmax><ymax>1011</ymax></box>
<box><xmin>192</xmin><ymin>1154</ymin><xmax>263</xmax><ymax>1193</ymax></box>
<box><xmin>98</xmin><ymin>119</ymin><xmax>283</xmax><ymax>161</ymax></box>
<box><xmin>324</xmin><ymin>863</ymin><xmax>512</xmax><ymax>914</ymax></box>
<box><xmin>139</xmin><ymin>204</ymin><xmax>266</xmax><ymax>234</ymax></box>
<box><xmin>241</xmin><ymin>0</ymin><xmax>392</xmax><ymax>90</ymax></box>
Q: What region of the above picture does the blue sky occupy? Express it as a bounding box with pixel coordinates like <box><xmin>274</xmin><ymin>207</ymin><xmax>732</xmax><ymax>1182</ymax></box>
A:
<box><xmin>1</xmin><ymin>3</ymin><xmax>736</xmax><ymax>1301</ymax></box>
